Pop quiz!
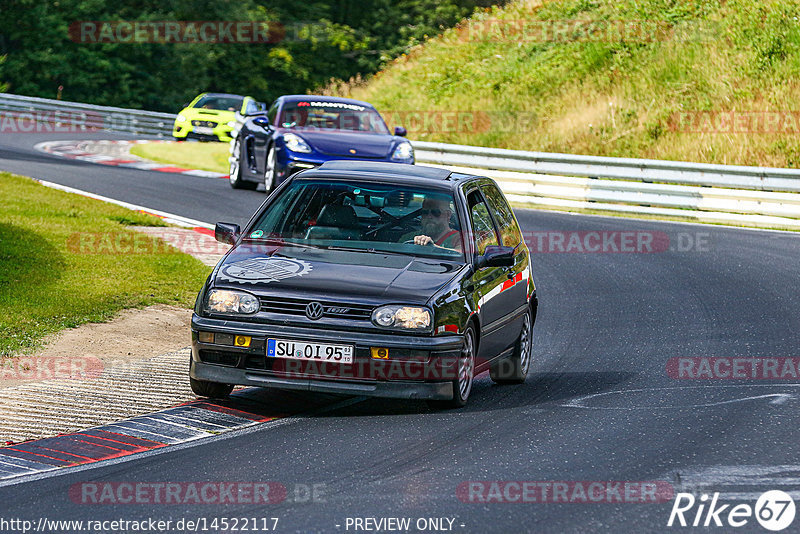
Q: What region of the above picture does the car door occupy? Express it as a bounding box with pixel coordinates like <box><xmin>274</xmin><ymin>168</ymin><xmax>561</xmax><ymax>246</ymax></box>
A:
<box><xmin>251</xmin><ymin>99</ymin><xmax>279</xmax><ymax>175</ymax></box>
<box><xmin>466</xmin><ymin>189</ymin><xmax>511</xmax><ymax>362</ymax></box>
<box><xmin>481</xmin><ymin>181</ymin><xmax>530</xmax><ymax>345</ymax></box>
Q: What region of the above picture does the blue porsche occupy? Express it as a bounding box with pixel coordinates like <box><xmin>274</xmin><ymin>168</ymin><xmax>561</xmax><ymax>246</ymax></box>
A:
<box><xmin>228</xmin><ymin>95</ymin><xmax>414</xmax><ymax>191</ymax></box>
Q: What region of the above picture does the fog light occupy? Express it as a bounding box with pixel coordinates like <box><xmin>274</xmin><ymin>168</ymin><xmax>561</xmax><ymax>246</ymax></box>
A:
<box><xmin>235</xmin><ymin>335</ymin><xmax>251</xmax><ymax>347</ymax></box>
<box><xmin>198</xmin><ymin>331</ymin><xmax>214</xmax><ymax>343</ymax></box>
<box><xmin>371</xmin><ymin>347</ymin><xmax>389</xmax><ymax>359</ymax></box>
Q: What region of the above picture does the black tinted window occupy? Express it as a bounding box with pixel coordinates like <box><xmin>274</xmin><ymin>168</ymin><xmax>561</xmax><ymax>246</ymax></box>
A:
<box><xmin>467</xmin><ymin>191</ymin><xmax>499</xmax><ymax>255</ymax></box>
<box><xmin>482</xmin><ymin>183</ymin><xmax>522</xmax><ymax>247</ymax></box>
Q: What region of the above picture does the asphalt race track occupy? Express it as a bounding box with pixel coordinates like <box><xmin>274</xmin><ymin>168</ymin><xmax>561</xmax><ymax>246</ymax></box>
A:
<box><xmin>1</xmin><ymin>134</ymin><xmax>800</xmax><ymax>533</ymax></box>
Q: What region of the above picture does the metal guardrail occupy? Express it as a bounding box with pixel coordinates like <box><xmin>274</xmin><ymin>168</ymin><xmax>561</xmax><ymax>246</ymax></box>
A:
<box><xmin>412</xmin><ymin>141</ymin><xmax>800</xmax><ymax>229</ymax></box>
<box><xmin>3</xmin><ymin>92</ymin><xmax>798</xmax><ymax>228</ymax></box>
<box><xmin>0</xmin><ymin>93</ymin><xmax>175</xmax><ymax>137</ymax></box>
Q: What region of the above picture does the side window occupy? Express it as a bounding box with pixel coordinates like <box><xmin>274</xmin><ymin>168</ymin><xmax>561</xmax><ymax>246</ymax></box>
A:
<box><xmin>266</xmin><ymin>101</ymin><xmax>279</xmax><ymax>125</ymax></box>
<box><xmin>481</xmin><ymin>183</ymin><xmax>522</xmax><ymax>247</ymax></box>
<box><xmin>245</xmin><ymin>100</ymin><xmax>258</xmax><ymax>114</ymax></box>
<box><xmin>467</xmin><ymin>191</ymin><xmax>499</xmax><ymax>255</ymax></box>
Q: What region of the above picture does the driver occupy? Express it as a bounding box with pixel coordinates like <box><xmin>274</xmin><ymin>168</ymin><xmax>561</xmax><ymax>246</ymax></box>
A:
<box><xmin>402</xmin><ymin>197</ymin><xmax>462</xmax><ymax>251</ymax></box>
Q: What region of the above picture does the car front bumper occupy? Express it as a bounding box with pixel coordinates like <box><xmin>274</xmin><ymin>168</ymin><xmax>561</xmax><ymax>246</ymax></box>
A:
<box><xmin>190</xmin><ymin>314</ymin><xmax>463</xmax><ymax>400</ymax></box>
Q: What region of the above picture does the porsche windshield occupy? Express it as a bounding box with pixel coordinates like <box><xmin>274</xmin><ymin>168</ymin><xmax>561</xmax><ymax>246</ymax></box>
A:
<box><xmin>279</xmin><ymin>101</ymin><xmax>390</xmax><ymax>134</ymax></box>
<box><xmin>248</xmin><ymin>179</ymin><xmax>464</xmax><ymax>261</ymax></box>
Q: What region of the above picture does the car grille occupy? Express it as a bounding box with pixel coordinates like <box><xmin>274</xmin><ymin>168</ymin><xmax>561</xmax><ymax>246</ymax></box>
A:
<box><xmin>191</xmin><ymin>120</ymin><xmax>216</xmax><ymax>127</ymax></box>
<box><xmin>260</xmin><ymin>296</ymin><xmax>373</xmax><ymax>320</ymax></box>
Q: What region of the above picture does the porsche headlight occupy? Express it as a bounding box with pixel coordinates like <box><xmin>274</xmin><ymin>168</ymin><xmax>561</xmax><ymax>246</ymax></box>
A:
<box><xmin>372</xmin><ymin>305</ymin><xmax>431</xmax><ymax>330</ymax></box>
<box><xmin>391</xmin><ymin>142</ymin><xmax>414</xmax><ymax>161</ymax></box>
<box><xmin>206</xmin><ymin>289</ymin><xmax>259</xmax><ymax>315</ymax></box>
<box><xmin>283</xmin><ymin>133</ymin><xmax>312</xmax><ymax>153</ymax></box>
<box><xmin>176</xmin><ymin>114</ymin><xmax>187</xmax><ymax>122</ymax></box>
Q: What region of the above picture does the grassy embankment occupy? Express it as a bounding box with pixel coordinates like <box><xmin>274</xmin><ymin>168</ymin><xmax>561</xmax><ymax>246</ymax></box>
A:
<box><xmin>130</xmin><ymin>141</ymin><xmax>230</xmax><ymax>174</ymax></box>
<box><xmin>332</xmin><ymin>0</ymin><xmax>800</xmax><ymax>168</ymax></box>
<box><xmin>0</xmin><ymin>173</ymin><xmax>212</xmax><ymax>357</ymax></box>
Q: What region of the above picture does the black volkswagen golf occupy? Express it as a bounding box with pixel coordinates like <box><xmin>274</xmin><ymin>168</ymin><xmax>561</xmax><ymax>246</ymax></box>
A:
<box><xmin>190</xmin><ymin>161</ymin><xmax>536</xmax><ymax>408</ymax></box>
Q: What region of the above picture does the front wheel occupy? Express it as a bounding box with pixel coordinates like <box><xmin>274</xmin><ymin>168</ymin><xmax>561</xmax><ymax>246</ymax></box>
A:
<box><xmin>428</xmin><ymin>325</ymin><xmax>475</xmax><ymax>410</ymax></box>
<box><xmin>190</xmin><ymin>377</ymin><xmax>234</xmax><ymax>398</ymax></box>
<box><xmin>490</xmin><ymin>309</ymin><xmax>532</xmax><ymax>384</ymax></box>
<box><xmin>264</xmin><ymin>145</ymin><xmax>277</xmax><ymax>193</ymax></box>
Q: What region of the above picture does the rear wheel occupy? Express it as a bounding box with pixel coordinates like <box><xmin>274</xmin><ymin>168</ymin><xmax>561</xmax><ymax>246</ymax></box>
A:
<box><xmin>190</xmin><ymin>377</ymin><xmax>234</xmax><ymax>399</ymax></box>
<box><xmin>229</xmin><ymin>137</ymin><xmax>258</xmax><ymax>190</ymax></box>
<box><xmin>490</xmin><ymin>309</ymin><xmax>532</xmax><ymax>384</ymax></box>
<box><xmin>428</xmin><ymin>325</ymin><xmax>475</xmax><ymax>410</ymax></box>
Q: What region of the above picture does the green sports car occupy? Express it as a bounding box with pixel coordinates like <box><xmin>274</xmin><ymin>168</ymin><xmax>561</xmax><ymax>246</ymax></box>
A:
<box><xmin>173</xmin><ymin>93</ymin><xmax>266</xmax><ymax>142</ymax></box>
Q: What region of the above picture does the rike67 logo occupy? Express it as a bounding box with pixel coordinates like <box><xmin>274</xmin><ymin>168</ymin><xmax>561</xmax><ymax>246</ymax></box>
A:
<box><xmin>668</xmin><ymin>490</ymin><xmax>796</xmax><ymax>531</ymax></box>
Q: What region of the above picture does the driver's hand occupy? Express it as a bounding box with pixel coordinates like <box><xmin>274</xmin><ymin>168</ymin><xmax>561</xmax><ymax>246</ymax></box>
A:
<box><xmin>414</xmin><ymin>235</ymin><xmax>434</xmax><ymax>246</ymax></box>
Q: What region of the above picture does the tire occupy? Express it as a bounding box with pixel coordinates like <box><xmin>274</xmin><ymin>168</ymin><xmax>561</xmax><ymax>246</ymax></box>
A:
<box><xmin>428</xmin><ymin>325</ymin><xmax>476</xmax><ymax>410</ymax></box>
<box><xmin>490</xmin><ymin>309</ymin><xmax>533</xmax><ymax>384</ymax></box>
<box><xmin>264</xmin><ymin>145</ymin><xmax>277</xmax><ymax>193</ymax></box>
<box><xmin>190</xmin><ymin>376</ymin><xmax>234</xmax><ymax>399</ymax></box>
<box><xmin>229</xmin><ymin>137</ymin><xmax>258</xmax><ymax>190</ymax></box>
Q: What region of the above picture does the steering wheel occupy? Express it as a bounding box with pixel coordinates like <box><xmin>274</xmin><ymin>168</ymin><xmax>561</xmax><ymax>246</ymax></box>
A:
<box><xmin>365</xmin><ymin>208</ymin><xmax>422</xmax><ymax>238</ymax></box>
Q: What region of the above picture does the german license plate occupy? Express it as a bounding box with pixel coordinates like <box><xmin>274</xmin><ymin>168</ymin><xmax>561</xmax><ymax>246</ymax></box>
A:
<box><xmin>194</xmin><ymin>126</ymin><xmax>214</xmax><ymax>134</ymax></box>
<box><xmin>267</xmin><ymin>339</ymin><xmax>354</xmax><ymax>364</ymax></box>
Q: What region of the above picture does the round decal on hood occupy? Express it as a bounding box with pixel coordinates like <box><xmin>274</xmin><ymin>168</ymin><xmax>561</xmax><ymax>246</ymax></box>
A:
<box><xmin>219</xmin><ymin>257</ymin><xmax>312</xmax><ymax>285</ymax></box>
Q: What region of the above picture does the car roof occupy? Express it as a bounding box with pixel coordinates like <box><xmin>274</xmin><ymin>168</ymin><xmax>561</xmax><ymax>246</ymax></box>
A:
<box><xmin>197</xmin><ymin>92</ymin><xmax>248</xmax><ymax>99</ymax></box>
<box><xmin>278</xmin><ymin>95</ymin><xmax>375</xmax><ymax>109</ymax></box>
<box><xmin>298</xmin><ymin>161</ymin><xmax>478</xmax><ymax>190</ymax></box>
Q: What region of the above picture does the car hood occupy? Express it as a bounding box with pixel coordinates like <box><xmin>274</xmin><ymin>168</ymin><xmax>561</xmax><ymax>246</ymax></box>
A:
<box><xmin>285</xmin><ymin>130</ymin><xmax>400</xmax><ymax>159</ymax></box>
<box><xmin>213</xmin><ymin>245</ymin><xmax>464</xmax><ymax>304</ymax></box>
<box><xmin>182</xmin><ymin>108</ymin><xmax>236</xmax><ymax>122</ymax></box>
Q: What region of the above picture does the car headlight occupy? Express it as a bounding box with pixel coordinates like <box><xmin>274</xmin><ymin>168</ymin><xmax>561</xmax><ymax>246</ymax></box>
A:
<box><xmin>391</xmin><ymin>142</ymin><xmax>413</xmax><ymax>161</ymax></box>
<box><xmin>176</xmin><ymin>114</ymin><xmax>187</xmax><ymax>122</ymax></box>
<box><xmin>206</xmin><ymin>289</ymin><xmax>259</xmax><ymax>315</ymax></box>
<box><xmin>372</xmin><ymin>305</ymin><xmax>431</xmax><ymax>330</ymax></box>
<box><xmin>283</xmin><ymin>133</ymin><xmax>312</xmax><ymax>153</ymax></box>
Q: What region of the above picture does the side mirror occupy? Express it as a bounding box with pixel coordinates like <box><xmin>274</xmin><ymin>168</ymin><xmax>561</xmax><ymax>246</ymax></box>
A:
<box><xmin>394</xmin><ymin>126</ymin><xmax>407</xmax><ymax>137</ymax></box>
<box><xmin>183</xmin><ymin>102</ymin><xmax>190</xmax><ymax>108</ymax></box>
<box><xmin>474</xmin><ymin>245</ymin><xmax>514</xmax><ymax>269</ymax></box>
<box><xmin>253</xmin><ymin>116</ymin><xmax>271</xmax><ymax>129</ymax></box>
<box><xmin>258</xmin><ymin>102</ymin><xmax>267</xmax><ymax>111</ymax></box>
<box><xmin>215</xmin><ymin>222</ymin><xmax>240</xmax><ymax>245</ymax></box>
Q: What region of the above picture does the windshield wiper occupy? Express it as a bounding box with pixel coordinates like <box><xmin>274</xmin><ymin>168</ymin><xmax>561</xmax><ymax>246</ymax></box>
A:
<box><xmin>244</xmin><ymin>237</ymin><xmax>321</xmax><ymax>250</ymax></box>
<box><xmin>323</xmin><ymin>245</ymin><xmax>405</xmax><ymax>255</ymax></box>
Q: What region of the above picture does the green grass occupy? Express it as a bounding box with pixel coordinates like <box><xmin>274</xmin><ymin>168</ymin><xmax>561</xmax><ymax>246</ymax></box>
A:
<box><xmin>0</xmin><ymin>172</ymin><xmax>212</xmax><ymax>357</ymax></box>
<box><xmin>130</xmin><ymin>141</ymin><xmax>230</xmax><ymax>174</ymax></box>
<box><xmin>328</xmin><ymin>0</ymin><xmax>800</xmax><ymax>168</ymax></box>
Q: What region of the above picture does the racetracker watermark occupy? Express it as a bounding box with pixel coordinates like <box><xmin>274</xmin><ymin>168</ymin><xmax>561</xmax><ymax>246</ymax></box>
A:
<box><xmin>66</xmin><ymin>232</ymin><xmax>230</xmax><ymax>256</ymax></box>
<box><xmin>459</xmin><ymin>18</ymin><xmax>729</xmax><ymax>44</ymax></box>
<box><xmin>669</xmin><ymin>111</ymin><xmax>800</xmax><ymax>134</ymax></box>
<box><xmin>69</xmin><ymin>482</ymin><xmax>326</xmax><ymax>505</ymax></box>
<box><xmin>381</xmin><ymin>111</ymin><xmax>536</xmax><ymax>134</ymax></box>
<box><xmin>69</xmin><ymin>21</ymin><xmax>284</xmax><ymax>44</ymax></box>
<box><xmin>522</xmin><ymin>231</ymin><xmax>710</xmax><ymax>253</ymax></box>
<box><xmin>0</xmin><ymin>356</ymin><xmax>103</xmax><ymax>381</ymax></box>
<box><xmin>457</xmin><ymin>481</ymin><xmax>674</xmax><ymax>503</ymax></box>
<box><xmin>0</xmin><ymin>110</ymin><xmax>103</xmax><ymax>133</ymax></box>
<box><xmin>667</xmin><ymin>358</ymin><xmax>800</xmax><ymax>380</ymax></box>
<box><xmin>460</xmin><ymin>19</ymin><xmax>678</xmax><ymax>43</ymax></box>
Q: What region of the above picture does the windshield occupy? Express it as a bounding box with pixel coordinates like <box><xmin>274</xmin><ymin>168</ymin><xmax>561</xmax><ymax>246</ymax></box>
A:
<box><xmin>247</xmin><ymin>179</ymin><xmax>464</xmax><ymax>261</ymax></box>
<box><xmin>193</xmin><ymin>95</ymin><xmax>244</xmax><ymax>112</ymax></box>
<box><xmin>278</xmin><ymin>101</ymin><xmax>390</xmax><ymax>134</ymax></box>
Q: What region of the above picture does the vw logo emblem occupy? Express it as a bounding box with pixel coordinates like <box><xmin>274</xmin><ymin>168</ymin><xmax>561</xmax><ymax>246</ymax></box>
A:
<box><xmin>305</xmin><ymin>302</ymin><xmax>324</xmax><ymax>320</ymax></box>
